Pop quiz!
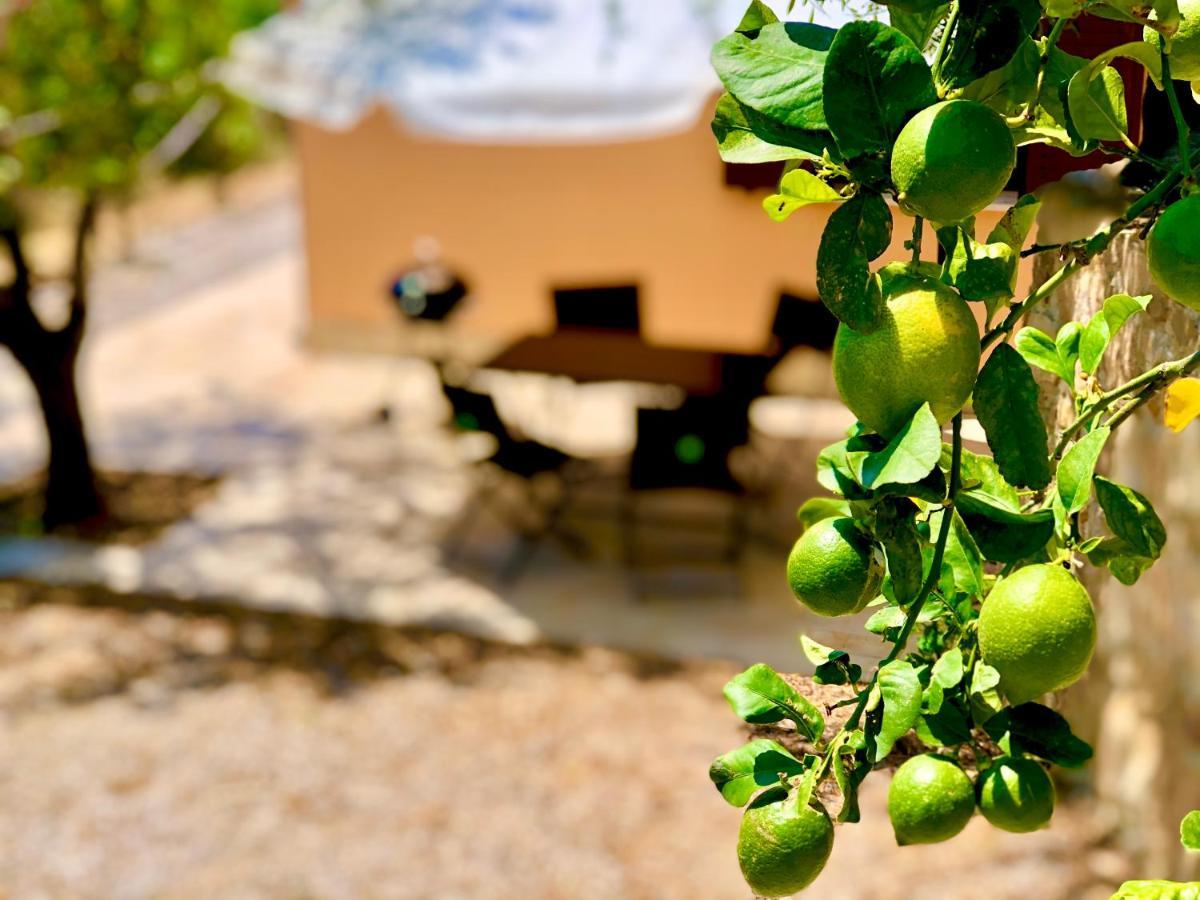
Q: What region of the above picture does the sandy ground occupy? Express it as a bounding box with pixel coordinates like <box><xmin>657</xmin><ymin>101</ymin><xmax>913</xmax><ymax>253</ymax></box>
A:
<box><xmin>0</xmin><ymin>594</ymin><xmax>1124</xmax><ymax>900</ymax></box>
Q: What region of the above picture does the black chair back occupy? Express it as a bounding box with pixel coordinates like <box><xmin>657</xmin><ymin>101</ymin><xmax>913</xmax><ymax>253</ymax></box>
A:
<box><xmin>553</xmin><ymin>285</ymin><xmax>640</xmax><ymax>333</ymax></box>
<box><xmin>629</xmin><ymin>397</ymin><xmax>749</xmax><ymax>493</ymax></box>
<box><xmin>771</xmin><ymin>293</ymin><xmax>838</xmax><ymax>354</ymax></box>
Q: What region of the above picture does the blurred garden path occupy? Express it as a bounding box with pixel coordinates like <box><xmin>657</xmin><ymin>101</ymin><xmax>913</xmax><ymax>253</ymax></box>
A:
<box><xmin>0</xmin><ymin>166</ymin><xmax>873</xmax><ymax>672</ymax></box>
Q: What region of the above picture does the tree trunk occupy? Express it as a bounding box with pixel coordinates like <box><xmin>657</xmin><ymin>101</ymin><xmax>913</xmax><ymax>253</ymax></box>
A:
<box><xmin>25</xmin><ymin>342</ymin><xmax>103</xmax><ymax>529</ymax></box>
<box><xmin>1030</xmin><ymin>230</ymin><xmax>1200</xmax><ymax>883</ymax></box>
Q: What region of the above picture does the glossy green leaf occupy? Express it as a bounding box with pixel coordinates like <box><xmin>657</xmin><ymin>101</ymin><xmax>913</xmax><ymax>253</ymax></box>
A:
<box><xmin>915</xmin><ymin>699</ymin><xmax>974</xmax><ymax>748</ymax></box>
<box><xmin>983</xmin><ymin>702</ymin><xmax>1094</xmax><ymax>768</ymax></box>
<box><xmin>1084</xmin><ymin>536</ymin><xmax>1156</xmax><ymax>585</ymax></box>
<box><xmin>932</xmin><ymin>648</ymin><xmax>965</xmax><ymax>689</ymax></box>
<box><xmin>816</xmin><ymin>192</ymin><xmax>893</xmax><ymax>332</ymax></box>
<box><xmin>800</xmin><ymin>634</ymin><xmax>863</xmax><ymax>686</ymax></box>
<box><xmin>709</xmin><ymin>739</ymin><xmax>809</xmax><ymax>807</ymax></box>
<box><xmin>939</xmin><ymin>0</ymin><xmax>1042</xmax><ymax>90</ymax></box>
<box><xmin>884</xmin><ymin>516</ymin><xmax>925</xmax><ymax>604</ymax></box>
<box><xmin>822</xmin><ymin>20</ymin><xmax>936</xmax><ymax>158</ymax></box>
<box><xmin>858</xmin><ymin>403</ymin><xmax>942</xmax><ymax>489</ymax></box>
<box><xmin>960</xmin><ymin>449</ymin><xmax>1021</xmax><ymax>508</ymax></box>
<box><xmin>975</xmin><ymin>343</ymin><xmax>1052</xmax><ymax>489</ymax></box>
<box><xmin>711</xmin><ymin>21</ymin><xmax>836</xmax><ymax>133</ymax></box>
<box><xmin>796</xmin><ymin>496</ymin><xmax>851</xmax><ymax>529</ymax></box>
<box><xmin>832</xmin><ymin>751</ymin><xmax>863</xmax><ymax>823</ymax></box>
<box><xmin>874</xmin><ymin>659</ymin><xmax>922</xmax><ymax>761</ymax></box>
<box><xmin>763</xmin><ymin>168</ymin><xmax>844</xmax><ymax>221</ymax></box>
<box><xmin>889</xmin><ymin>4</ymin><xmax>950</xmax><ymax>51</ymax></box>
<box><xmin>1079</xmin><ymin>294</ymin><xmax>1152</xmax><ymax>375</ymax></box>
<box><xmin>1057</xmin><ymin>426</ymin><xmax>1111</xmax><ymax>515</ymax></box>
<box><xmin>865</xmin><ymin>604</ymin><xmax>907</xmax><ymax>635</ymax></box>
<box><xmin>931</xmin><ymin>508</ymin><xmax>986</xmax><ymax>596</ymax></box>
<box><xmin>723</xmin><ymin>664</ymin><xmax>825</xmax><ymax>742</ymax></box>
<box><xmin>1095</xmin><ymin>476</ymin><xmax>1167</xmax><ymax>559</ymax></box>
<box><xmin>969</xmin><ymin>662</ymin><xmax>1005</xmax><ymax>723</ymax></box>
<box><xmin>711</xmin><ymin>93</ymin><xmax>825</xmax><ymax>163</ymax></box>
<box><xmin>1016</xmin><ymin>326</ymin><xmax>1075</xmax><ymax>383</ymax></box>
<box><xmin>957</xmin><ymin>491</ymin><xmax>1054</xmax><ymax>562</ymax></box>
<box><xmin>734</xmin><ymin>0</ymin><xmax>778</xmax><ymax>33</ymax></box>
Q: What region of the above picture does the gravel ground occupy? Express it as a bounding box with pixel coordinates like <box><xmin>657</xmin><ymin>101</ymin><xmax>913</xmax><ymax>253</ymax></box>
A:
<box><xmin>0</xmin><ymin>592</ymin><xmax>1125</xmax><ymax>900</ymax></box>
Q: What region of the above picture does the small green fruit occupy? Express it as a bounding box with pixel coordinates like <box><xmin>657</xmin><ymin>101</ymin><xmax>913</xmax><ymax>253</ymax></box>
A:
<box><xmin>887</xmin><ymin>754</ymin><xmax>976</xmax><ymax>845</ymax></box>
<box><xmin>786</xmin><ymin>517</ymin><xmax>882</xmax><ymax>617</ymax></box>
<box><xmin>737</xmin><ymin>788</ymin><xmax>834</xmax><ymax>897</ymax></box>
<box><xmin>978</xmin><ymin>564</ymin><xmax>1097</xmax><ymax>703</ymax></box>
<box><xmin>1148</xmin><ymin>195</ymin><xmax>1200</xmax><ymax>312</ymax></box>
<box><xmin>891</xmin><ymin>100</ymin><xmax>1016</xmax><ymax>224</ymax></box>
<box><xmin>976</xmin><ymin>757</ymin><xmax>1055</xmax><ymax>833</ymax></box>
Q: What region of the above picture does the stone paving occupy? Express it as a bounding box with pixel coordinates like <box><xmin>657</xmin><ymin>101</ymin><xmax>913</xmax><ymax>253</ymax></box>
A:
<box><xmin>0</xmin><ymin>177</ymin><xmax>880</xmax><ymax>671</ymax></box>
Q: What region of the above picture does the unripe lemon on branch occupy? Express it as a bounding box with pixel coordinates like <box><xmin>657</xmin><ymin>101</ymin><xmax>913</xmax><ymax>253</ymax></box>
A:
<box><xmin>737</xmin><ymin>789</ymin><xmax>834</xmax><ymax>897</ymax></box>
<box><xmin>833</xmin><ymin>274</ymin><xmax>980</xmax><ymax>437</ymax></box>
<box><xmin>786</xmin><ymin>517</ymin><xmax>882</xmax><ymax>616</ymax></box>
<box><xmin>978</xmin><ymin>564</ymin><xmax>1097</xmax><ymax>704</ymax></box>
<box><xmin>1148</xmin><ymin>194</ymin><xmax>1200</xmax><ymax>312</ymax></box>
<box><xmin>891</xmin><ymin>100</ymin><xmax>1016</xmax><ymax>224</ymax></box>
<box><xmin>976</xmin><ymin>757</ymin><xmax>1056</xmax><ymax>833</ymax></box>
<box><xmin>888</xmin><ymin>754</ymin><xmax>976</xmax><ymax>846</ymax></box>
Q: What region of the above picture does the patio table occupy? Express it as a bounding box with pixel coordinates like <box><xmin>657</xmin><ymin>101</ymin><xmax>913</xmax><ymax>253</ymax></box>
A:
<box><xmin>484</xmin><ymin>331</ymin><xmax>770</xmax><ymax>396</ymax></box>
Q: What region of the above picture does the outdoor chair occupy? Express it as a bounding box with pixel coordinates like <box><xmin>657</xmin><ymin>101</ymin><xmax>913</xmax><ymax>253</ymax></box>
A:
<box><xmin>552</xmin><ymin>284</ymin><xmax>641</xmax><ymax>333</ymax></box>
<box><xmin>439</xmin><ymin>381</ymin><xmax>584</xmax><ymax>584</ymax></box>
<box><xmin>621</xmin><ymin>395</ymin><xmax>752</xmax><ymax>598</ymax></box>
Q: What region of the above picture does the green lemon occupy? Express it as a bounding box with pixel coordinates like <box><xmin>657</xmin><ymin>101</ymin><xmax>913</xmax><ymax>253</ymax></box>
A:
<box><xmin>787</xmin><ymin>517</ymin><xmax>882</xmax><ymax>617</ymax></box>
<box><xmin>978</xmin><ymin>564</ymin><xmax>1097</xmax><ymax>704</ymax></box>
<box><xmin>891</xmin><ymin>100</ymin><xmax>1016</xmax><ymax>224</ymax></box>
<box><xmin>1148</xmin><ymin>195</ymin><xmax>1200</xmax><ymax>312</ymax></box>
<box><xmin>976</xmin><ymin>757</ymin><xmax>1055</xmax><ymax>833</ymax></box>
<box><xmin>1146</xmin><ymin>0</ymin><xmax>1200</xmax><ymax>81</ymax></box>
<box><xmin>737</xmin><ymin>788</ymin><xmax>834</xmax><ymax>897</ymax></box>
<box><xmin>887</xmin><ymin>754</ymin><xmax>976</xmax><ymax>846</ymax></box>
<box><xmin>832</xmin><ymin>275</ymin><xmax>980</xmax><ymax>438</ymax></box>
<box><xmin>1112</xmin><ymin>881</ymin><xmax>1200</xmax><ymax>899</ymax></box>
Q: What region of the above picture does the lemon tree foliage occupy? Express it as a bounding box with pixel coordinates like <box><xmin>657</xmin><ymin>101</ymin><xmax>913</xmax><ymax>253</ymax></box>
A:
<box><xmin>708</xmin><ymin>0</ymin><xmax>1200</xmax><ymax>893</ymax></box>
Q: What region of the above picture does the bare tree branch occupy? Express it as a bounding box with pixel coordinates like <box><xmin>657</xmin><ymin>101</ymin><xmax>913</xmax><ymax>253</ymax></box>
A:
<box><xmin>65</xmin><ymin>192</ymin><xmax>97</xmax><ymax>346</ymax></box>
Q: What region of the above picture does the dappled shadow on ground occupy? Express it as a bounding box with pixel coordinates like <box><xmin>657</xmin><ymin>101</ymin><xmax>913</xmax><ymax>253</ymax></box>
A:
<box><xmin>0</xmin><ymin>470</ymin><xmax>220</xmax><ymax>544</ymax></box>
<box><xmin>0</xmin><ymin>580</ymin><xmax>693</xmax><ymax>713</ymax></box>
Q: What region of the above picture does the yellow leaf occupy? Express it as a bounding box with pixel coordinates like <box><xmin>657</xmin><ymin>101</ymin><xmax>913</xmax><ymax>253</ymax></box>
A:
<box><xmin>1165</xmin><ymin>378</ymin><xmax>1200</xmax><ymax>433</ymax></box>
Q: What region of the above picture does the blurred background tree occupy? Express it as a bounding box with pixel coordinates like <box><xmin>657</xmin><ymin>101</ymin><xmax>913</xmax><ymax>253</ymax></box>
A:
<box><xmin>0</xmin><ymin>0</ymin><xmax>279</xmax><ymax>529</ymax></box>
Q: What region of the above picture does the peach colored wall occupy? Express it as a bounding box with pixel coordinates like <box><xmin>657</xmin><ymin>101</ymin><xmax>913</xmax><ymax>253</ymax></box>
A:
<box><xmin>296</xmin><ymin>100</ymin><xmax>1032</xmax><ymax>353</ymax></box>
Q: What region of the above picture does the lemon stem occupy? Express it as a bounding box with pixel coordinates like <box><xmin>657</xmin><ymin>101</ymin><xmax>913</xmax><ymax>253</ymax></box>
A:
<box><xmin>1052</xmin><ymin>347</ymin><xmax>1200</xmax><ymax>456</ymax></box>
<box><xmin>1161</xmin><ymin>48</ymin><xmax>1194</xmax><ymax>185</ymax></box>
<box><xmin>844</xmin><ymin>415</ymin><xmax>963</xmax><ymax>733</ymax></box>
<box><xmin>932</xmin><ymin>2</ymin><xmax>959</xmax><ymax>91</ymax></box>
<box><xmin>909</xmin><ymin>216</ymin><xmax>924</xmax><ymax>265</ymax></box>
<box><xmin>1024</xmin><ymin>18</ymin><xmax>1069</xmax><ymax>121</ymax></box>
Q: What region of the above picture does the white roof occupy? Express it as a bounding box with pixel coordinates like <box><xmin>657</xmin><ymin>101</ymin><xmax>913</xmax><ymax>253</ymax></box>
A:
<box><xmin>219</xmin><ymin>0</ymin><xmax>871</xmax><ymax>144</ymax></box>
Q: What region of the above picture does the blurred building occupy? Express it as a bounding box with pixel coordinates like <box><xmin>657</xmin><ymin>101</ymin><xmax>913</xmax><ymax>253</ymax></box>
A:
<box><xmin>222</xmin><ymin>0</ymin><xmax>1024</xmax><ymax>355</ymax></box>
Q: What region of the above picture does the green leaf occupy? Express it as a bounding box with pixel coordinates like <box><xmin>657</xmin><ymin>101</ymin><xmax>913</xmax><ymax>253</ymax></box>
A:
<box><xmin>712</xmin><ymin>93</ymin><xmax>825</xmax><ymax>163</ymax></box>
<box><xmin>957</xmin><ymin>491</ymin><xmax>1054</xmax><ymax>562</ymax></box>
<box><xmin>873</xmin><ymin>659</ymin><xmax>922</xmax><ymax>761</ymax></box>
<box><xmin>938</xmin><ymin>0</ymin><xmax>1043</xmax><ymax>90</ymax></box>
<box><xmin>709</xmin><ymin>739</ymin><xmax>809</xmax><ymax>807</ymax></box>
<box><xmin>797</xmin><ymin>496</ymin><xmax>851</xmax><ymax>529</ymax></box>
<box><xmin>1057</xmin><ymin>426</ymin><xmax>1111</xmax><ymax>515</ymax></box>
<box><xmin>1015</xmin><ymin>326</ymin><xmax>1075</xmax><ymax>383</ymax></box>
<box><xmin>858</xmin><ymin>403</ymin><xmax>942</xmax><ymax>489</ymax></box>
<box><xmin>734</xmin><ymin>0</ymin><xmax>778</xmax><ymax>33</ymax></box>
<box><xmin>975</xmin><ymin>343</ymin><xmax>1053</xmax><ymax>490</ymax></box>
<box><xmin>1095</xmin><ymin>476</ymin><xmax>1167</xmax><ymax>559</ymax></box>
<box><xmin>988</xmin><ymin>194</ymin><xmax>1042</xmax><ymax>249</ymax></box>
<box><xmin>832</xmin><ymin>750</ymin><xmax>864</xmax><ymax>823</ymax></box>
<box><xmin>816</xmin><ymin>192</ymin><xmax>893</xmax><ymax>332</ymax></box>
<box><xmin>884</xmin><ymin>516</ymin><xmax>925</xmax><ymax>604</ymax></box>
<box><xmin>1010</xmin><ymin>43</ymin><xmax>1099</xmax><ymax>154</ymax></box>
<box><xmin>1084</xmin><ymin>536</ymin><xmax>1156</xmax><ymax>585</ymax></box>
<box><xmin>801</xmin><ymin>635</ymin><xmax>863</xmax><ymax>686</ymax></box>
<box><xmin>889</xmin><ymin>4</ymin><xmax>950</xmax><ymax>51</ymax></box>
<box><xmin>723</xmin><ymin>664</ymin><xmax>825</xmax><ymax>742</ymax></box>
<box><xmin>763</xmin><ymin>168</ymin><xmax>844</xmax><ymax>222</ymax></box>
<box><xmin>1066</xmin><ymin>42</ymin><xmax>1164</xmax><ymax>143</ymax></box>
<box><xmin>931</xmin><ymin>647</ymin><xmax>965</xmax><ymax>688</ymax></box>
<box><xmin>931</xmin><ymin>508</ymin><xmax>986</xmax><ymax>596</ymax></box>
<box><xmin>983</xmin><ymin>702</ymin><xmax>1094</xmax><ymax>768</ymax></box>
<box><xmin>1079</xmin><ymin>294</ymin><xmax>1152</xmax><ymax>375</ymax></box>
<box><xmin>1182</xmin><ymin>810</ymin><xmax>1200</xmax><ymax>851</ymax></box>
<box><xmin>865</xmin><ymin>604</ymin><xmax>906</xmax><ymax>635</ymax></box>
<box><xmin>915</xmin><ymin>699</ymin><xmax>974</xmax><ymax>747</ymax></box>
<box><xmin>943</xmin><ymin>227</ymin><xmax>1019</xmax><ymax>316</ymax></box>
<box><xmin>822</xmin><ymin>21</ymin><xmax>936</xmax><ymax>158</ymax></box>
<box><xmin>712</xmin><ymin>22</ymin><xmax>836</xmax><ymax>134</ymax></box>
<box><xmin>962</xmin><ymin>36</ymin><xmax>1040</xmax><ymax>117</ymax></box>
<box><xmin>969</xmin><ymin>661</ymin><xmax>1005</xmax><ymax>723</ymax></box>
<box><xmin>960</xmin><ymin>449</ymin><xmax>1021</xmax><ymax>508</ymax></box>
